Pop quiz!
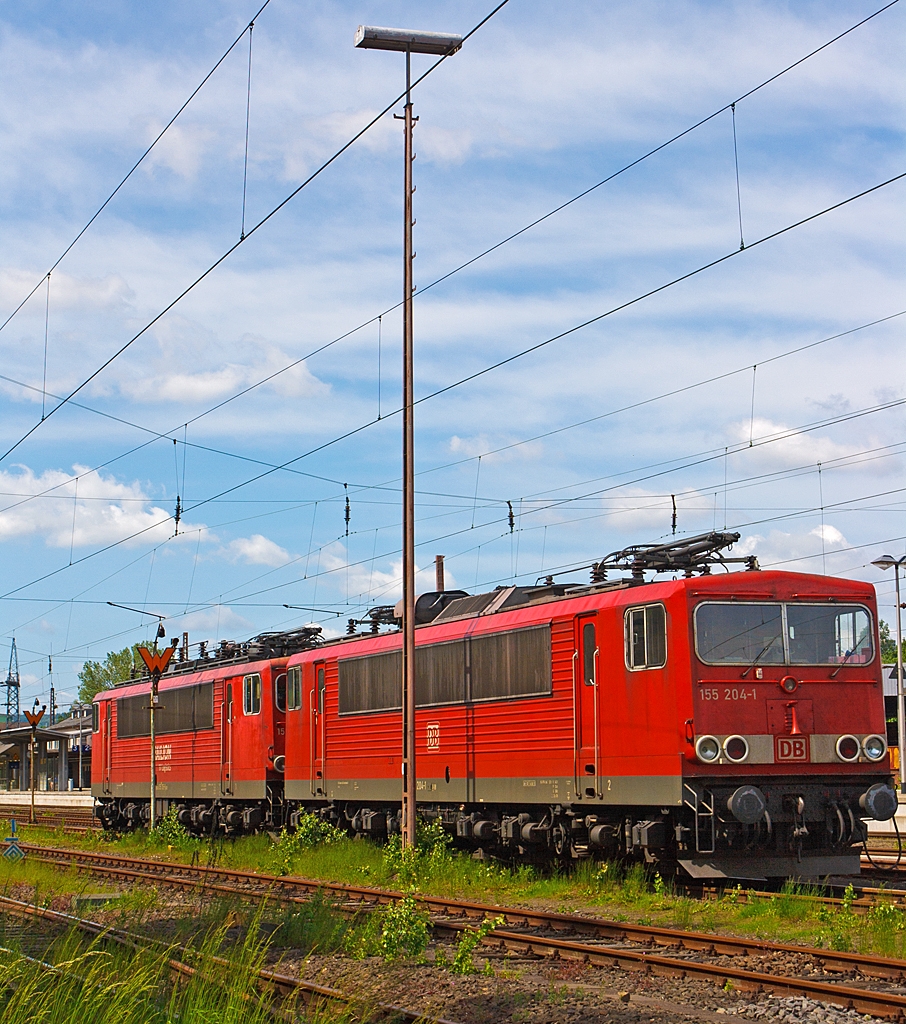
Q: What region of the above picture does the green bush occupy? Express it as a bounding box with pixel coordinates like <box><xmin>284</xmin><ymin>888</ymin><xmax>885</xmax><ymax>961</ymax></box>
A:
<box><xmin>378</xmin><ymin>893</ymin><xmax>430</xmax><ymax>961</ymax></box>
<box><xmin>269</xmin><ymin>815</ymin><xmax>347</xmax><ymax>875</ymax></box>
<box><xmin>382</xmin><ymin>816</ymin><xmax>452</xmax><ymax>886</ymax></box>
<box><xmin>450</xmin><ymin>915</ymin><xmax>504</xmax><ymax>975</ymax></box>
<box><xmin>149</xmin><ymin>806</ymin><xmax>198</xmax><ymax>849</ymax></box>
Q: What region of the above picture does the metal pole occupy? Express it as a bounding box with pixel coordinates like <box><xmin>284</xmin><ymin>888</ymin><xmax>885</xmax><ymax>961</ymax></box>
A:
<box><xmin>896</xmin><ymin>563</ymin><xmax>905</xmax><ymax>790</ymax></box>
<box><xmin>401</xmin><ymin>46</ymin><xmax>417</xmax><ymax>850</ymax></box>
<box><xmin>29</xmin><ymin>727</ymin><xmax>36</xmax><ymax>824</ymax></box>
<box><xmin>78</xmin><ymin>705</ymin><xmax>84</xmax><ymax>791</ymax></box>
<box><xmin>150</xmin><ymin>673</ymin><xmax>159</xmax><ymax>829</ymax></box>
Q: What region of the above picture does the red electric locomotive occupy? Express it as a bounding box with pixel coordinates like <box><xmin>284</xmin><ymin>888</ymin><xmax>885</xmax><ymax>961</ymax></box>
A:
<box><xmin>283</xmin><ymin>533</ymin><xmax>896</xmax><ymax>878</ymax></box>
<box><xmin>91</xmin><ymin>631</ymin><xmax>317</xmax><ymax>832</ymax></box>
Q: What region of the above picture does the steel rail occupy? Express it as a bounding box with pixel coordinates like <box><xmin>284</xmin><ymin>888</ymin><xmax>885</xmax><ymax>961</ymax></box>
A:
<box><xmin>17</xmin><ymin>843</ymin><xmax>906</xmax><ymax>1013</ymax></box>
<box><xmin>0</xmin><ymin>806</ymin><xmax>97</xmax><ymax>831</ymax></box>
<box><xmin>0</xmin><ymin>892</ymin><xmax>459</xmax><ymax>1024</ymax></box>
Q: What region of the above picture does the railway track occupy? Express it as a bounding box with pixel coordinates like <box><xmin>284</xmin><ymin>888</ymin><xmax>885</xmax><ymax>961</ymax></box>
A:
<box><xmin>0</xmin><ymin>805</ymin><xmax>97</xmax><ymax>832</ymax></box>
<box><xmin>18</xmin><ymin>843</ymin><xmax>906</xmax><ymax>1019</ymax></box>
<box><xmin>0</xmin><ymin>892</ymin><xmax>457</xmax><ymax>1023</ymax></box>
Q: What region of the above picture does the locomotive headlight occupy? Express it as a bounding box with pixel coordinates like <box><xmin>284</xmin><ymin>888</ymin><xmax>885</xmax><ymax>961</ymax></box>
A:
<box><xmin>835</xmin><ymin>734</ymin><xmax>861</xmax><ymax>762</ymax></box>
<box><xmin>723</xmin><ymin>735</ymin><xmax>749</xmax><ymax>763</ymax></box>
<box><xmin>695</xmin><ymin>735</ymin><xmax>721</xmax><ymax>762</ymax></box>
<box><xmin>862</xmin><ymin>734</ymin><xmax>887</xmax><ymax>761</ymax></box>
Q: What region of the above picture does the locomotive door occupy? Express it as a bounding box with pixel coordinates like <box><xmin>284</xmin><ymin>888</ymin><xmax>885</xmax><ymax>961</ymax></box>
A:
<box><xmin>308</xmin><ymin>663</ymin><xmax>326</xmax><ymax>796</ymax></box>
<box><xmin>220</xmin><ymin>681</ymin><xmax>234</xmax><ymax>796</ymax></box>
<box><xmin>102</xmin><ymin>701</ymin><xmax>112</xmax><ymax>795</ymax></box>
<box><xmin>574</xmin><ymin>615</ymin><xmax>600</xmax><ymax>799</ymax></box>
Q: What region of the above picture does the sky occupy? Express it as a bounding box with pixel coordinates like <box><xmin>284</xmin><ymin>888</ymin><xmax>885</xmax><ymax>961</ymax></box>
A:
<box><xmin>0</xmin><ymin>0</ymin><xmax>903</xmax><ymax>711</ymax></box>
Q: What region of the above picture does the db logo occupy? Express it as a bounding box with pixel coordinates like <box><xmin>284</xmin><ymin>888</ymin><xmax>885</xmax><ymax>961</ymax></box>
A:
<box><xmin>426</xmin><ymin>722</ymin><xmax>440</xmax><ymax>750</ymax></box>
<box><xmin>775</xmin><ymin>736</ymin><xmax>809</xmax><ymax>762</ymax></box>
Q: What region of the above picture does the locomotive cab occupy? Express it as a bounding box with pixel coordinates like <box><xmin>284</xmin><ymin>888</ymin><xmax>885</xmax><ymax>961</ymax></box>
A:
<box><xmin>678</xmin><ymin>572</ymin><xmax>895</xmax><ymax>878</ymax></box>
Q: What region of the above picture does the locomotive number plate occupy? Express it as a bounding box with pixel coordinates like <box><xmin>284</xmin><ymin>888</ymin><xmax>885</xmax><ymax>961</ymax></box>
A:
<box><xmin>775</xmin><ymin>736</ymin><xmax>809</xmax><ymax>762</ymax></box>
<box><xmin>698</xmin><ymin>687</ymin><xmax>757</xmax><ymax>701</ymax></box>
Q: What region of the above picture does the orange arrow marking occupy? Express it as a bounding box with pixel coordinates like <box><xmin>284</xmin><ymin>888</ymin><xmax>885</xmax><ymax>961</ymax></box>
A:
<box><xmin>137</xmin><ymin>645</ymin><xmax>177</xmax><ymax>676</ymax></box>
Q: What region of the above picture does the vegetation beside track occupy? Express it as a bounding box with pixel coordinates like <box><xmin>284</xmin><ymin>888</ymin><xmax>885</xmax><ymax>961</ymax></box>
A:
<box><xmin>0</xmin><ymin>910</ymin><xmax>344</xmax><ymax>1024</ymax></box>
<box><xmin>6</xmin><ymin>814</ymin><xmax>906</xmax><ymax>960</ymax></box>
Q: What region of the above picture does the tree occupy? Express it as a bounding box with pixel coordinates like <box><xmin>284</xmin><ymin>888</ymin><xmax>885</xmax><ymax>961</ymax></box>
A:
<box><xmin>77</xmin><ymin>645</ymin><xmax>141</xmax><ymax>703</ymax></box>
<box><xmin>880</xmin><ymin>620</ymin><xmax>906</xmax><ymax>664</ymax></box>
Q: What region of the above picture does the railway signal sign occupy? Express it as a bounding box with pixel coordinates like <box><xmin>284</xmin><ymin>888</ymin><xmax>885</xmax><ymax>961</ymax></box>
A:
<box><xmin>3</xmin><ymin>840</ymin><xmax>24</xmax><ymax>861</ymax></box>
<box><xmin>137</xmin><ymin>645</ymin><xmax>177</xmax><ymax>677</ymax></box>
<box><xmin>23</xmin><ymin>707</ymin><xmax>44</xmax><ymax>727</ymax></box>
<box><xmin>136</xmin><ymin>644</ymin><xmax>176</xmax><ymax>831</ymax></box>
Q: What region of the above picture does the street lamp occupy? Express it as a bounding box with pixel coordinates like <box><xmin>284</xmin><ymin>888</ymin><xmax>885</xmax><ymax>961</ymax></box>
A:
<box><xmin>872</xmin><ymin>554</ymin><xmax>906</xmax><ymax>789</ymax></box>
<box><xmin>355</xmin><ymin>24</ymin><xmax>462</xmax><ymax>850</ymax></box>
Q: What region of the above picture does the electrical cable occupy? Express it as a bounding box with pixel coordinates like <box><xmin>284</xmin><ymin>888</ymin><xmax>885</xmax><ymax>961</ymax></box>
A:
<box><xmin>0</xmin><ymin>0</ymin><xmax>512</xmax><ymax>467</ymax></box>
<box><xmin>2</xmin><ymin>0</ymin><xmax>892</xmax><ymax>482</ymax></box>
<box><xmin>170</xmin><ymin>172</ymin><xmax>906</xmax><ymax>513</ymax></box>
<box><xmin>5</xmin><ymin>18</ymin><xmax>896</xmax><ymax>647</ymax></box>
<box><xmin>0</xmin><ymin>1</ymin><xmax>273</xmax><ymax>339</ymax></box>
<box><xmin>112</xmin><ymin>0</ymin><xmax>903</xmax><ymax>443</ymax></box>
<box><xmin>1</xmin><ymin>177</ymin><xmax>902</xmax><ymax>609</ymax></box>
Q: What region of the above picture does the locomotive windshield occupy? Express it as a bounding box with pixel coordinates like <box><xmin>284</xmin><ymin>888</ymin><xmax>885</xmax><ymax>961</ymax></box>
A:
<box><xmin>695</xmin><ymin>602</ymin><xmax>873</xmax><ymax>666</ymax></box>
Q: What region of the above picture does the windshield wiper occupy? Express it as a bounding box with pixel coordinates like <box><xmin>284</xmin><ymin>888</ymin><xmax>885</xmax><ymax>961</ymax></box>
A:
<box><xmin>741</xmin><ymin>638</ymin><xmax>780</xmax><ymax>677</ymax></box>
<box><xmin>827</xmin><ymin>626</ymin><xmax>868</xmax><ymax>675</ymax></box>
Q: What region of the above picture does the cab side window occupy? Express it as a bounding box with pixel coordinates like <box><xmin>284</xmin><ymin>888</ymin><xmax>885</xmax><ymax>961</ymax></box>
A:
<box><xmin>625</xmin><ymin>604</ymin><xmax>667</xmax><ymax>669</ymax></box>
<box><xmin>91</xmin><ymin>704</ymin><xmax>100</xmax><ymax>732</ymax></box>
<box><xmin>243</xmin><ymin>673</ymin><xmax>262</xmax><ymax>715</ymax></box>
<box><xmin>317</xmin><ymin>666</ymin><xmax>326</xmax><ymax>714</ymax></box>
<box><xmin>582</xmin><ymin>622</ymin><xmax>596</xmax><ymax>685</ymax></box>
<box><xmin>287</xmin><ymin>667</ymin><xmax>302</xmax><ymax>711</ymax></box>
<box><xmin>274</xmin><ymin>673</ymin><xmax>287</xmax><ymax>713</ymax></box>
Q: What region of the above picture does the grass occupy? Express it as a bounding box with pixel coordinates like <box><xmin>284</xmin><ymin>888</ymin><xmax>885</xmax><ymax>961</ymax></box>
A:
<box><xmin>0</xmin><ymin>908</ymin><xmax>363</xmax><ymax>1024</ymax></box>
<box><xmin>8</xmin><ymin>816</ymin><xmax>906</xmax><ymax>961</ymax></box>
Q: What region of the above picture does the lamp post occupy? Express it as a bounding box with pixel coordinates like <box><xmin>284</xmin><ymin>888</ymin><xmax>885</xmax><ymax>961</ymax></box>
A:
<box><xmin>872</xmin><ymin>554</ymin><xmax>906</xmax><ymax>789</ymax></box>
<box><xmin>355</xmin><ymin>25</ymin><xmax>462</xmax><ymax>849</ymax></box>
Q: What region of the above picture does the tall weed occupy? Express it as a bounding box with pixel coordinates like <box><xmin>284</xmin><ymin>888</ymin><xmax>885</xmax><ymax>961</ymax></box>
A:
<box><xmin>270</xmin><ymin>815</ymin><xmax>347</xmax><ymax>875</ymax></box>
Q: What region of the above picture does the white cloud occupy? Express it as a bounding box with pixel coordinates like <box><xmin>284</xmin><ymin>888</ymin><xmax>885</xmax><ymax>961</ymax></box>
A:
<box><xmin>0</xmin><ymin>465</ymin><xmax>204</xmax><ymax>548</ymax></box>
<box><xmin>113</xmin><ymin>333</ymin><xmax>329</xmax><ymax>405</ymax></box>
<box><xmin>227</xmin><ymin>534</ymin><xmax>290</xmax><ymax>567</ymax></box>
<box><xmin>735</xmin><ymin>417</ymin><xmax>863</xmax><ymax>469</ymax></box>
<box><xmin>142</xmin><ymin>121</ymin><xmax>213</xmax><ymax>180</ymax></box>
<box><xmin>175</xmin><ymin>605</ymin><xmax>252</xmax><ymax>639</ymax></box>
<box><xmin>741</xmin><ymin>526</ymin><xmax>855</xmax><ymax>575</ymax></box>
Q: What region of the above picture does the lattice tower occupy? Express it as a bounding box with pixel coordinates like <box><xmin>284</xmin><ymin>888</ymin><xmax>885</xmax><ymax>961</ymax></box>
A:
<box><xmin>4</xmin><ymin>638</ymin><xmax>20</xmax><ymax>724</ymax></box>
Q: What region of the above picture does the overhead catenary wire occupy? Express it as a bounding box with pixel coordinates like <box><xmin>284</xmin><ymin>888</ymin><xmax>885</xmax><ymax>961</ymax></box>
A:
<box><xmin>159</xmin><ymin>175</ymin><xmax>906</xmax><ymax>521</ymax></box>
<box><xmin>28</xmin><ymin>469</ymin><xmax>906</xmax><ymax>670</ymax></box>
<box><xmin>0</xmin><ymin>0</ymin><xmax>512</xmax><ymax>467</ymax></box>
<box><xmin>94</xmin><ymin>0</ymin><xmax>905</xmax><ymax>444</ymax></box>
<box><xmin>0</xmin><ymin>0</ymin><xmax>893</xmax><ymax>558</ymax></box>
<box><xmin>0</xmin><ymin>0</ymin><xmax>274</xmax><ymax>339</ymax></box>
<box><xmin>240</xmin><ymin>19</ymin><xmax>254</xmax><ymax>240</ymax></box>
<box><xmin>0</xmin><ymin>0</ymin><xmax>892</xmax><ymax>479</ymax></box>
<box><xmin>1</xmin><ymin>176</ymin><xmax>902</xmax><ymax>609</ymax></box>
<box><xmin>731</xmin><ymin>103</ymin><xmax>745</xmax><ymax>250</ymax></box>
<box><xmin>41</xmin><ymin>273</ymin><xmax>51</xmax><ymax>421</ymax></box>
<box><xmin>3</xmin><ymin>4</ymin><xmax>900</xmax><ymax>675</ymax></box>
<box><xmin>4</xmin><ymin>323</ymin><xmax>903</xmax><ymax>661</ymax></box>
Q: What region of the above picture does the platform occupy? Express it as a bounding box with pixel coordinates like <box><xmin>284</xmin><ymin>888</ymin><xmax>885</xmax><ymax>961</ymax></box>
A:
<box><xmin>0</xmin><ymin>791</ymin><xmax>94</xmax><ymax>809</ymax></box>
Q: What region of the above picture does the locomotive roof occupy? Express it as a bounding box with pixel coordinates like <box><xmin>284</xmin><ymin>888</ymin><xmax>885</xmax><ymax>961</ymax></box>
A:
<box><xmin>97</xmin><ymin>532</ymin><xmax>877</xmax><ymax>690</ymax></box>
<box><xmin>286</xmin><ymin>566</ymin><xmax>877</xmax><ymax>662</ymax></box>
